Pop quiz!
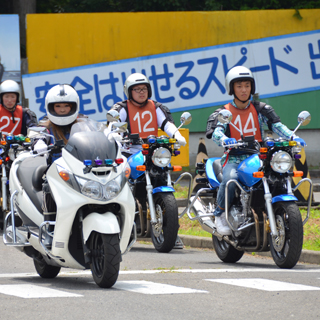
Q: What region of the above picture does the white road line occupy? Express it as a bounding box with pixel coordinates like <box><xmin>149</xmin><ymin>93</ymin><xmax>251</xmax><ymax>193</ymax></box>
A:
<box><xmin>0</xmin><ymin>284</ymin><xmax>83</xmax><ymax>298</ymax></box>
<box><xmin>113</xmin><ymin>280</ymin><xmax>208</xmax><ymax>294</ymax></box>
<box><xmin>1</xmin><ymin>268</ymin><xmax>320</xmax><ymax>279</ymax></box>
<box><xmin>205</xmin><ymin>278</ymin><xmax>320</xmax><ymax>291</ymax></box>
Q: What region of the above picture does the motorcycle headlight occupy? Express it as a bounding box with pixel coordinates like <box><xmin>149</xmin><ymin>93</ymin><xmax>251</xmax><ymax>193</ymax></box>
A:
<box><xmin>152</xmin><ymin>147</ymin><xmax>171</xmax><ymax>167</ymax></box>
<box><xmin>270</xmin><ymin>151</ymin><xmax>293</xmax><ymax>173</ymax></box>
<box><xmin>56</xmin><ymin>165</ymin><xmax>122</xmax><ymax>201</ymax></box>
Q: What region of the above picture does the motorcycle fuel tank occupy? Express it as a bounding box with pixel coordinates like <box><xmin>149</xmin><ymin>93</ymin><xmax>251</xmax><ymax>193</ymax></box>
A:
<box><xmin>128</xmin><ymin>151</ymin><xmax>145</xmax><ymax>180</ymax></box>
<box><xmin>237</xmin><ymin>154</ymin><xmax>262</xmax><ymax>187</ymax></box>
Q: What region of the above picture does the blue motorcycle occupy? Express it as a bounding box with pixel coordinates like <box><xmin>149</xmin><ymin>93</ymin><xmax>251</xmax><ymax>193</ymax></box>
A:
<box><xmin>181</xmin><ymin>110</ymin><xmax>312</xmax><ymax>268</ymax></box>
<box><xmin>125</xmin><ymin>112</ymin><xmax>192</xmax><ymax>253</ymax></box>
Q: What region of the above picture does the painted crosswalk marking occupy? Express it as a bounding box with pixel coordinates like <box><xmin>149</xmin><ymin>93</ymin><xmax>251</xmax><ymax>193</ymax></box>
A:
<box><xmin>205</xmin><ymin>278</ymin><xmax>320</xmax><ymax>291</ymax></box>
<box><xmin>0</xmin><ymin>284</ymin><xmax>83</xmax><ymax>298</ymax></box>
<box><xmin>114</xmin><ymin>280</ymin><xmax>208</xmax><ymax>295</ymax></box>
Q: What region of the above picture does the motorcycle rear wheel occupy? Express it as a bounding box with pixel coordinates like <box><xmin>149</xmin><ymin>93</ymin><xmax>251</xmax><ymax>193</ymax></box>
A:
<box><xmin>151</xmin><ymin>193</ymin><xmax>179</xmax><ymax>253</ymax></box>
<box><xmin>212</xmin><ymin>236</ymin><xmax>244</xmax><ymax>263</ymax></box>
<box><xmin>269</xmin><ymin>202</ymin><xmax>303</xmax><ymax>269</ymax></box>
<box><xmin>34</xmin><ymin>255</ymin><xmax>61</xmax><ymax>279</ymax></box>
<box><xmin>89</xmin><ymin>232</ymin><xmax>121</xmax><ymax>288</ymax></box>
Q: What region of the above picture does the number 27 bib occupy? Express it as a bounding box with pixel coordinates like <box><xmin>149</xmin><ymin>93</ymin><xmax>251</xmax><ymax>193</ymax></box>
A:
<box><xmin>127</xmin><ymin>100</ymin><xmax>158</xmax><ymax>138</ymax></box>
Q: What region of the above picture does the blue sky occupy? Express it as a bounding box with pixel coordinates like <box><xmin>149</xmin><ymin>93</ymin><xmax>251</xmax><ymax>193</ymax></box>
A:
<box><xmin>0</xmin><ymin>15</ymin><xmax>20</xmax><ymax>70</ymax></box>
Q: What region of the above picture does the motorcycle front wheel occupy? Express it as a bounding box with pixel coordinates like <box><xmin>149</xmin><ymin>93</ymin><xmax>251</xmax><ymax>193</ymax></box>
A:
<box><xmin>269</xmin><ymin>202</ymin><xmax>303</xmax><ymax>269</ymax></box>
<box><xmin>89</xmin><ymin>232</ymin><xmax>121</xmax><ymax>288</ymax></box>
<box><xmin>212</xmin><ymin>236</ymin><xmax>244</xmax><ymax>263</ymax></box>
<box><xmin>151</xmin><ymin>193</ymin><xmax>179</xmax><ymax>253</ymax></box>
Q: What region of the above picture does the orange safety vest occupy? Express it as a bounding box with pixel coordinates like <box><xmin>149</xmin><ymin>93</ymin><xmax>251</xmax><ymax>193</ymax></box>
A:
<box><xmin>0</xmin><ymin>104</ymin><xmax>23</xmax><ymax>135</ymax></box>
<box><xmin>127</xmin><ymin>100</ymin><xmax>158</xmax><ymax>138</ymax></box>
<box><xmin>224</xmin><ymin>103</ymin><xmax>262</xmax><ymax>142</ymax></box>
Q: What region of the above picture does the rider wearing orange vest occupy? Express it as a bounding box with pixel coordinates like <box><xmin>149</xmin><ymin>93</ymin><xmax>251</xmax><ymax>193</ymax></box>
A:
<box><xmin>111</xmin><ymin>73</ymin><xmax>186</xmax><ymax>155</ymax></box>
<box><xmin>0</xmin><ymin>80</ymin><xmax>37</xmax><ymax>135</ymax></box>
<box><xmin>111</xmin><ymin>73</ymin><xmax>186</xmax><ymax>249</ymax></box>
<box><xmin>205</xmin><ymin>66</ymin><xmax>306</xmax><ymax>236</ymax></box>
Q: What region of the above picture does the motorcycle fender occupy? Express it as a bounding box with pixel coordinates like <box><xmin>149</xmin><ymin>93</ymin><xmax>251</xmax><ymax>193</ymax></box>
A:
<box><xmin>82</xmin><ymin>212</ymin><xmax>120</xmax><ymax>242</ymax></box>
<box><xmin>152</xmin><ymin>186</ymin><xmax>175</xmax><ymax>194</ymax></box>
<box><xmin>272</xmin><ymin>195</ymin><xmax>298</xmax><ymax>204</ymax></box>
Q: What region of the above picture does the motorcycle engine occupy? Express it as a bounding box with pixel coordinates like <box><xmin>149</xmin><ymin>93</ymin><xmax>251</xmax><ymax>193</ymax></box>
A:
<box><xmin>229</xmin><ymin>205</ymin><xmax>245</xmax><ymax>230</ymax></box>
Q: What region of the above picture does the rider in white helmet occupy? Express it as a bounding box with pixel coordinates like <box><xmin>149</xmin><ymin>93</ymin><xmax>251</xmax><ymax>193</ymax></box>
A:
<box><xmin>206</xmin><ymin>65</ymin><xmax>306</xmax><ymax>236</ymax></box>
<box><xmin>112</xmin><ymin>72</ymin><xmax>186</xmax><ymax>155</ymax></box>
<box><xmin>33</xmin><ymin>84</ymin><xmax>81</xmax><ymax>244</ymax></box>
<box><xmin>0</xmin><ymin>79</ymin><xmax>37</xmax><ymax>135</ymax></box>
<box><xmin>34</xmin><ymin>84</ymin><xmax>80</xmax><ymax>152</ymax></box>
<box><xmin>112</xmin><ymin>73</ymin><xmax>186</xmax><ymax>249</ymax></box>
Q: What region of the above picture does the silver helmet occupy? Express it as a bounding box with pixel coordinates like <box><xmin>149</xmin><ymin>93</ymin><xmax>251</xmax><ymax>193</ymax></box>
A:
<box><xmin>225</xmin><ymin>66</ymin><xmax>255</xmax><ymax>96</ymax></box>
<box><xmin>45</xmin><ymin>84</ymin><xmax>79</xmax><ymax>126</ymax></box>
<box><xmin>123</xmin><ymin>73</ymin><xmax>152</xmax><ymax>100</ymax></box>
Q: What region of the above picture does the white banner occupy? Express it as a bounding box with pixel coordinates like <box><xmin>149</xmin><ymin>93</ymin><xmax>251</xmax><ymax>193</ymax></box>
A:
<box><xmin>22</xmin><ymin>30</ymin><xmax>320</xmax><ymax>122</ymax></box>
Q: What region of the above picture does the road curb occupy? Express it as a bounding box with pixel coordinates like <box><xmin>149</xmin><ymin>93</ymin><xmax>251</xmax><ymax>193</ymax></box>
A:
<box><xmin>177</xmin><ymin>235</ymin><xmax>320</xmax><ymax>265</ymax></box>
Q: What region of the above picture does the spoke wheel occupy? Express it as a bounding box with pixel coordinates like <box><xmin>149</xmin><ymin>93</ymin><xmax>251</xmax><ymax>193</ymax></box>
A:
<box><xmin>269</xmin><ymin>202</ymin><xmax>303</xmax><ymax>269</ymax></box>
<box><xmin>90</xmin><ymin>232</ymin><xmax>121</xmax><ymax>288</ymax></box>
<box><xmin>151</xmin><ymin>193</ymin><xmax>179</xmax><ymax>253</ymax></box>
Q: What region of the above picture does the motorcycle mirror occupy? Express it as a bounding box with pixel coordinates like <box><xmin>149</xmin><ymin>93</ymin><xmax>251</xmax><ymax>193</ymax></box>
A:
<box><xmin>106</xmin><ymin>110</ymin><xmax>120</xmax><ymax>122</ymax></box>
<box><xmin>291</xmin><ymin>110</ymin><xmax>311</xmax><ymax>138</ymax></box>
<box><xmin>111</xmin><ymin>122</ymin><xmax>128</xmax><ymax>133</ymax></box>
<box><xmin>180</xmin><ymin>112</ymin><xmax>192</xmax><ymax>126</ymax></box>
<box><xmin>217</xmin><ymin>109</ymin><xmax>244</xmax><ymax>138</ymax></box>
<box><xmin>27</xmin><ymin>126</ymin><xmax>48</xmax><ymax>138</ymax></box>
<box><xmin>298</xmin><ymin>111</ymin><xmax>311</xmax><ymax>126</ymax></box>
<box><xmin>217</xmin><ymin>110</ymin><xmax>233</xmax><ymax>124</ymax></box>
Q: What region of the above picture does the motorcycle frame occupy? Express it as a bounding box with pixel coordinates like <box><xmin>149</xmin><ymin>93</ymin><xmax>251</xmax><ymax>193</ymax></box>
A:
<box><xmin>4</xmin><ymin>145</ymin><xmax>136</xmax><ymax>269</ymax></box>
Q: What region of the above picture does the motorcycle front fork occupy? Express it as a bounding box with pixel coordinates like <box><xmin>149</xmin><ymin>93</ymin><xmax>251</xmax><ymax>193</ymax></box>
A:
<box><xmin>1</xmin><ymin>165</ymin><xmax>7</xmax><ymax>211</ymax></box>
<box><xmin>145</xmin><ymin>171</ymin><xmax>157</xmax><ymax>225</ymax></box>
<box><xmin>145</xmin><ymin>171</ymin><xmax>173</xmax><ymax>225</ymax></box>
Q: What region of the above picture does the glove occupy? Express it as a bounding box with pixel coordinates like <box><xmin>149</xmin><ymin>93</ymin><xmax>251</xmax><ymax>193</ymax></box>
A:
<box><xmin>34</xmin><ymin>139</ymin><xmax>48</xmax><ymax>154</ymax></box>
<box><xmin>293</xmin><ymin>137</ymin><xmax>306</xmax><ymax>147</ymax></box>
<box><xmin>109</xmin><ymin>133</ymin><xmax>122</xmax><ymax>143</ymax></box>
<box><xmin>174</xmin><ymin>131</ymin><xmax>186</xmax><ymax>146</ymax></box>
<box><xmin>223</xmin><ymin>137</ymin><xmax>237</xmax><ymax>146</ymax></box>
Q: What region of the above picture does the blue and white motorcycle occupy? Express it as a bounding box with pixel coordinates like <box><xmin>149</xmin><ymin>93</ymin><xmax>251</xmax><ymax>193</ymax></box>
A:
<box><xmin>181</xmin><ymin>110</ymin><xmax>312</xmax><ymax>268</ymax></box>
<box><xmin>122</xmin><ymin>112</ymin><xmax>192</xmax><ymax>253</ymax></box>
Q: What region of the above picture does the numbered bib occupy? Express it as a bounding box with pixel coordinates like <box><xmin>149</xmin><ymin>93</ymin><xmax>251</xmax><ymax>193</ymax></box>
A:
<box><xmin>225</xmin><ymin>103</ymin><xmax>262</xmax><ymax>142</ymax></box>
<box><xmin>0</xmin><ymin>104</ymin><xmax>23</xmax><ymax>135</ymax></box>
<box><xmin>127</xmin><ymin>100</ymin><xmax>158</xmax><ymax>138</ymax></box>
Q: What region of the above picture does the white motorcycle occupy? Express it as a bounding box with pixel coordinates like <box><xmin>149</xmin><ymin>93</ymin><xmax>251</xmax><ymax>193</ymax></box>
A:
<box><xmin>3</xmin><ymin>120</ymin><xmax>136</xmax><ymax>288</ymax></box>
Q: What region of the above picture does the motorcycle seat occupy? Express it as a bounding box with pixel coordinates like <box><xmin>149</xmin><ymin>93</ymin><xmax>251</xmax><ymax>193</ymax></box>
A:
<box><xmin>212</xmin><ymin>159</ymin><xmax>223</xmax><ymax>183</ymax></box>
<box><xmin>32</xmin><ymin>164</ymin><xmax>47</xmax><ymax>191</ymax></box>
<box><xmin>17</xmin><ymin>156</ymin><xmax>47</xmax><ymax>213</ymax></box>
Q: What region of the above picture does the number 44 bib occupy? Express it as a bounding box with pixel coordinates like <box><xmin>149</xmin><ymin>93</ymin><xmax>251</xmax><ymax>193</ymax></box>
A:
<box><xmin>225</xmin><ymin>103</ymin><xmax>262</xmax><ymax>142</ymax></box>
<box><xmin>127</xmin><ymin>100</ymin><xmax>158</xmax><ymax>138</ymax></box>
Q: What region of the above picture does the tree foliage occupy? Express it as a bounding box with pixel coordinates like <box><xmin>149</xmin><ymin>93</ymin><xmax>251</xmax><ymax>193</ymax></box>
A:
<box><xmin>34</xmin><ymin>0</ymin><xmax>320</xmax><ymax>13</ymax></box>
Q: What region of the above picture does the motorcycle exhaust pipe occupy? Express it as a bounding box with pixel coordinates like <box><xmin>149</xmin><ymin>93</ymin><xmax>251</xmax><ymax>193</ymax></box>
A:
<box><xmin>189</xmin><ymin>196</ymin><xmax>216</xmax><ymax>234</ymax></box>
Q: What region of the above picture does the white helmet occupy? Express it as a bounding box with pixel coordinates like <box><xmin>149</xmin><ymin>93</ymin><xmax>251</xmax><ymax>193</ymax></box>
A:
<box><xmin>225</xmin><ymin>66</ymin><xmax>255</xmax><ymax>96</ymax></box>
<box><xmin>0</xmin><ymin>80</ymin><xmax>21</xmax><ymax>105</ymax></box>
<box><xmin>123</xmin><ymin>73</ymin><xmax>152</xmax><ymax>100</ymax></box>
<box><xmin>45</xmin><ymin>84</ymin><xmax>79</xmax><ymax>126</ymax></box>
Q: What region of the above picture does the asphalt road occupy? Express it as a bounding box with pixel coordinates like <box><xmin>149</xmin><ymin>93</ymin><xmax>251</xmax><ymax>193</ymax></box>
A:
<box><xmin>1</xmin><ymin>231</ymin><xmax>320</xmax><ymax>320</ymax></box>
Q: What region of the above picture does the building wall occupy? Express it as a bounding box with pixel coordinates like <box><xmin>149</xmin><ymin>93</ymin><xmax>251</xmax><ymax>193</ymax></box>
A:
<box><xmin>25</xmin><ymin>10</ymin><xmax>320</xmax><ymax>166</ymax></box>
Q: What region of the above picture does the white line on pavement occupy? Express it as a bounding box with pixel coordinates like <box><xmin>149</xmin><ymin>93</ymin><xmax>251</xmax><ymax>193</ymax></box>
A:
<box><xmin>0</xmin><ymin>268</ymin><xmax>320</xmax><ymax>279</ymax></box>
<box><xmin>113</xmin><ymin>280</ymin><xmax>208</xmax><ymax>294</ymax></box>
<box><xmin>205</xmin><ymin>278</ymin><xmax>320</xmax><ymax>291</ymax></box>
<box><xmin>0</xmin><ymin>284</ymin><xmax>83</xmax><ymax>298</ymax></box>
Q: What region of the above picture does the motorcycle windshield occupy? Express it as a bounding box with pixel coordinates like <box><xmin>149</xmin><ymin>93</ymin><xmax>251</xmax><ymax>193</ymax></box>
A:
<box><xmin>65</xmin><ymin>131</ymin><xmax>118</xmax><ymax>162</ymax></box>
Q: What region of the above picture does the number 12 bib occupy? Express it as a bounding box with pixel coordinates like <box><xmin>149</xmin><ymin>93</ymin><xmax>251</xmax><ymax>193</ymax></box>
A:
<box><xmin>127</xmin><ymin>100</ymin><xmax>158</xmax><ymax>138</ymax></box>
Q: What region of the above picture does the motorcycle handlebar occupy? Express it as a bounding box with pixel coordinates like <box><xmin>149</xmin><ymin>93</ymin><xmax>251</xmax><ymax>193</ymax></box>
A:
<box><xmin>222</xmin><ymin>141</ymin><xmax>248</xmax><ymax>148</ymax></box>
